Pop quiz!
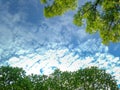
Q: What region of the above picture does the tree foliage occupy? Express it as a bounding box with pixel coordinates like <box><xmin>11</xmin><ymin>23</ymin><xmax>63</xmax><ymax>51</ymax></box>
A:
<box><xmin>73</xmin><ymin>67</ymin><xmax>119</xmax><ymax>90</ymax></box>
<box><xmin>41</xmin><ymin>0</ymin><xmax>120</xmax><ymax>45</ymax></box>
<box><xmin>0</xmin><ymin>66</ymin><xmax>119</xmax><ymax>90</ymax></box>
<box><xmin>0</xmin><ymin>66</ymin><xmax>32</xmax><ymax>90</ymax></box>
<box><xmin>40</xmin><ymin>0</ymin><xmax>47</xmax><ymax>4</ymax></box>
<box><xmin>43</xmin><ymin>0</ymin><xmax>78</xmax><ymax>18</ymax></box>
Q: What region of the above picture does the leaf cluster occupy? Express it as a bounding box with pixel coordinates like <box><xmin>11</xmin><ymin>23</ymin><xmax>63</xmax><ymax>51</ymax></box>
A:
<box><xmin>41</xmin><ymin>0</ymin><xmax>120</xmax><ymax>45</ymax></box>
<box><xmin>43</xmin><ymin>0</ymin><xmax>78</xmax><ymax>18</ymax></box>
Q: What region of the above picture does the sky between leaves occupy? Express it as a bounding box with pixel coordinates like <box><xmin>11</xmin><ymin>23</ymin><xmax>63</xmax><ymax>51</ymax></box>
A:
<box><xmin>0</xmin><ymin>0</ymin><xmax>120</xmax><ymax>87</ymax></box>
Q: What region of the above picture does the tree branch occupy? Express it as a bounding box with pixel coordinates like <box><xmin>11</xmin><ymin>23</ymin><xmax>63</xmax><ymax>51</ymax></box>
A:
<box><xmin>108</xmin><ymin>18</ymin><xmax>114</xmax><ymax>31</ymax></box>
<box><xmin>81</xmin><ymin>0</ymin><xmax>100</xmax><ymax>16</ymax></box>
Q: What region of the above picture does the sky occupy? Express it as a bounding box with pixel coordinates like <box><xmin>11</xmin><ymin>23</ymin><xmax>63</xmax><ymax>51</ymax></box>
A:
<box><xmin>0</xmin><ymin>0</ymin><xmax>120</xmax><ymax>87</ymax></box>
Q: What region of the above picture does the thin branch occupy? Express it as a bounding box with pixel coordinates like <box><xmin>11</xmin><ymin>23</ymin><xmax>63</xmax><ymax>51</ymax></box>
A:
<box><xmin>81</xmin><ymin>0</ymin><xmax>100</xmax><ymax>16</ymax></box>
<box><xmin>108</xmin><ymin>18</ymin><xmax>114</xmax><ymax>31</ymax></box>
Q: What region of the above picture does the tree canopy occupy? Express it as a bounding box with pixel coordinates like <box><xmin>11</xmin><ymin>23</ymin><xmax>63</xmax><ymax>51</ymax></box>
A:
<box><xmin>40</xmin><ymin>0</ymin><xmax>120</xmax><ymax>45</ymax></box>
<box><xmin>0</xmin><ymin>66</ymin><xmax>32</xmax><ymax>90</ymax></box>
<box><xmin>0</xmin><ymin>66</ymin><xmax>119</xmax><ymax>90</ymax></box>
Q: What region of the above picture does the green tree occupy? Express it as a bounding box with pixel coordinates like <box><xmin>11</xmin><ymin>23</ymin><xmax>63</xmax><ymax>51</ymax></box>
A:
<box><xmin>61</xmin><ymin>71</ymin><xmax>77</xmax><ymax>90</ymax></box>
<box><xmin>48</xmin><ymin>69</ymin><xmax>63</xmax><ymax>90</ymax></box>
<box><xmin>45</xmin><ymin>67</ymin><xmax>119</xmax><ymax>90</ymax></box>
<box><xmin>73</xmin><ymin>67</ymin><xmax>119</xmax><ymax>90</ymax></box>
<box><xmin>0</xmin><ymin>66</ymin><xmax>119</xmax><ymax>90</ymax></box>
<box><xmin>0</xmin><ymin>66</ymin><xmax>32</xmax><ymax>90</ymax></box>
<box><xmin>41</xmin><ymin>0</ymin><xmax>120</xmax><ymax>45</ymax></box>
<box><xmin>29</xmin><ymin>74</ymin><xmax>48</xmax><ymax>90</ymax></box>
<box><xmin>46</xmin><ymin>69</ymin><xmax>79</xmax><ymax>90</ymax></box>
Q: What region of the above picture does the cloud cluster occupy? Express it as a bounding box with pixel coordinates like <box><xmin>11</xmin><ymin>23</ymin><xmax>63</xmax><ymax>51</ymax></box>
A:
<box><xmin>6</xmin><ymin>40</ymin><xmax>120</xmax><ymax>86</ymax></box>
<box><xmin>0</xmin><ymin>1</ymin><xmax>89</xmax><ymax>63</ymax></box>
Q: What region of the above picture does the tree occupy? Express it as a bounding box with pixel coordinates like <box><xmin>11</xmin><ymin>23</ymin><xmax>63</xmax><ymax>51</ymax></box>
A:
<box><xmin>0</xmin><ymin>66</ymin><xmax>32</xmax><ymax>90</ymax></box>
<box><xmin>73</xmin><ymin>66</ymin><xmax>119</xmax><ymax>90</ymax></box>
<box><xmin>0</xmin><ymin>66</ymin><xmax>119</xmax><ymax>89</ymax></box>
<box><xmin>44</xmin><ymin>67</ymin><xmax>119</xmax><ymax>90</ymax></box>
<box><xmin>48</xmin><ymin>69</ymin><xmax>63</xmax><ymax>90</ymax></box>
<box><xmin>29</xmin><ymin>74</ymin><xmax>48</xmax><ymax>90</ymax></box>
<box><xmin>40</xmin><ymin>0</ymin><xmax>120</xmax><ymax>45</ymax></box>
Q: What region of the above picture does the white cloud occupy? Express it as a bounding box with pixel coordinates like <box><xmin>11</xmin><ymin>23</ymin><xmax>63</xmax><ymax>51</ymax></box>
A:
<box><xmin>0</xmin><ymin>7</ymin><xmax>90</xmax><ymax>64</ymax></box>
<box><xmin>5</xmin><ymin>39</ymin><xmax>120</xmax><ymax>86</ymax></box>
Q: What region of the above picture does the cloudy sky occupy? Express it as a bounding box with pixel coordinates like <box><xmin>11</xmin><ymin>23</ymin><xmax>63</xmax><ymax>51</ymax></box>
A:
<box><xmin>0</xmin><ymin>0</ymin><xmax>120</xmax><ymax>87</ymax></box>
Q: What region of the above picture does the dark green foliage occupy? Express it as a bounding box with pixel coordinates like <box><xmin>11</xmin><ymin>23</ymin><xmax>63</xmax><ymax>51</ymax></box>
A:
<box><xmin>29</xmin><ymin>74</ymin><xmax>48</xmax><ymax>90</ymax></box>
<box><xmin>0</xmin><ymin>66</ymin><xmax>32</xmax><ymax>90</ymax></box>
<box><xmin>73</xmin><ymin>67</ymin><xmax>119</xmax><ymax>90</ymax></box>
<box><xmin>0</xmin><ymin>66</ymin><xmax>119</xmax><ymax>90</ymax></box>
<box><xmin>41</xmin><ymin>0</ymin><xmax>120</xmax><ymax>45</ymax></box>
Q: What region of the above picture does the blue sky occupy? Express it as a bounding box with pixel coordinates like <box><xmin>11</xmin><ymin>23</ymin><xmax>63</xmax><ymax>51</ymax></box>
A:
<box><xmin>0</xmin><ymin>0</ymin><xmax>120</xmax><ymax>87</ymax></box>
